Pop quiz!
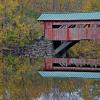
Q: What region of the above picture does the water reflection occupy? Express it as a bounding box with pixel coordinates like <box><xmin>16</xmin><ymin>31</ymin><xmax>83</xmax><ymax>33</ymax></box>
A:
<box><xmin>0</xmin><ymin>56</ymin><xmax>100</xmax><ymax>100</ymax></box>
<box><xmin>33</xmin><ymin>88</ymin><xmax>84</xmax><ymax>100</ymax></box>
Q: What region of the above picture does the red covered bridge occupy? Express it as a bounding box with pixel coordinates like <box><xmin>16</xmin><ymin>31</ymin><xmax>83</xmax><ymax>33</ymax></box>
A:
<box><xmin>38</xmin><ymin>12</ymin><xmax>100</xmax><ymax>78</ymax></box>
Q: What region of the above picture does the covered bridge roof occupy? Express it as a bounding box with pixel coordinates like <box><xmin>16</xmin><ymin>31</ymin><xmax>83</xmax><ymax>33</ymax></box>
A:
<box><xmin>38</xmin><ymin>12</ymin><xmax>100</xmax><ymax>21</ymax></box>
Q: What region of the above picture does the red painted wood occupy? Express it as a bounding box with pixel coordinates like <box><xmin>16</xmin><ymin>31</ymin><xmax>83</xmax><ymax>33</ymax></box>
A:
<box><xmin>45</xmin><ymin>58</ymin><xmax>53</xmax><ymax>70</ymax></box>
<box><xmin>43</xmin><ymin>22</ymin><xmax>46</xmax><ymax>36</ymax></box>
<box><xmin>44</xmin><ymin>58</ymin><xmax>100</xmax><ymax>70</ymax></box>
<box><xmin>52</xmin><ymin>67</ymin><xmax>100</xmax><ymax>71</ymax></box>
<box><xmin>44</xmin><ymin>21</ymin><xmax>100</xmax><ymax>40</ymax></box>
<box><xmin>42</xmin><ymin>20</ymin><xmax>100</xmax><ymax>72</ymax></box>
<box><xmin>67</xmin><ymin>28</ymin><xmax>70</xmax><ymax>40</ymax></box>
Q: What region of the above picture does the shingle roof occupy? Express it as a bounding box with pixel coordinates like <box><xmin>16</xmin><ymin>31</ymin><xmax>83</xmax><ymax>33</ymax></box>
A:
<box><xmin>38</xmin><ymin>12</ymin><xmax>100</xmax><ymax>21</ymax></box>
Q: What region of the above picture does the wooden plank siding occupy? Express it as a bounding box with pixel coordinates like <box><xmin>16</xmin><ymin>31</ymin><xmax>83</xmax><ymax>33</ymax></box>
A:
<box><xmin>44</xmin><ymin>58</ymin><xmax>100</xmax><ymax>71</ymax></box>
<box><xmin>43</xmin><ymin>21</ymin><xmax>100</xmax><ymax>40</ymax></box>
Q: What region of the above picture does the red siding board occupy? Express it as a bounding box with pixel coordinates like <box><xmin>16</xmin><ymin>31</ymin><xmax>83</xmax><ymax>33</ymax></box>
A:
<box><xmin>43</xmin><ymin>21</ymin><xmax>100</xmax><ymax>40</ymax></box>
<box><xmin>42</xmin><ymin>21</ymin><xmax>100</xmax><ymax>72</ymax></box>
<box><xmin>45</xmin><ymin>58</ymin><xmax>53</xmax><ymax>70</ymax></box>
<box><xmin>67</xmin><ymin>28</ymin><xmax>70</xmax><ymax>40</ymax></box>
<box><xmin>44</xmin><ymin>58</ymin><xmax>100</xmax><ymax>70</ymax></box>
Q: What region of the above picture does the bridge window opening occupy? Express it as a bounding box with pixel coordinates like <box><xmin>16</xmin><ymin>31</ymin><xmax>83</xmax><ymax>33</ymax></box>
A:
<box><xmin>52</xmin><ymin>24</ymin><xmax>67</xmax><ymax>28</ymax></box>
<box><xmin>52</xmin><ymin>63</ymin><xmax>100</xmax><ymax>68</ymax></box>
<box><xmin>96</xmin><ymin>24</ymin><xmax>100</xmax><ymax>28</ymax></box>
<box><xmin>53</xmin><ymin>63</ymin><xmax>78</xmax><ymax>67</ymax></box>
<box><xmin>60</xmin><ymin>25</ymin><xmax>66</xmax><ymax>28</ymax></box>
<box><xmin>53</xmin><ymin>63</ymin><xmax>62</xmax><ymax>67</ymax></box>
<box><xmin>52</xmin><ymin>25</ymin><xmax>62</xmax><ymax>28</ymax></box>
<box><xmin>68</xmin><ymin>24</ymin><xmax>76</xmax><ymax>28</ymax></box>
<box><xmin>83</xmin><ymin>24</ymin><xmax>90</xmax><ymax>28</ymax></box>
<box><xmin>52</xmin><ymin>24</ymin><xmax>96</xmax><ymax>29</ymax></box>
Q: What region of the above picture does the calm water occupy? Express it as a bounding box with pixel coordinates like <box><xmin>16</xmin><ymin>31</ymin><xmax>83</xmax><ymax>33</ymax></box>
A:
<box><xmin>32</xmin><ymin>88</ymin><xmax>84</xmax><ymax>100</ymax></box>
<box><xmin>32</xmin><ymin>87</ymin><xmax>100</xmax><ymax>100</ymax></box>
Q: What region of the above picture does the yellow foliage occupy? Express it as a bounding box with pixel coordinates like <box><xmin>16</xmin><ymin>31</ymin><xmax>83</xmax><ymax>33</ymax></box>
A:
<box><xmin>0</xmin><ymin>0</ymin><xmax>99</xmax><ymax>99</ymax></box>
<box><xmin>82</xmin><ymin>0</ymin><xmax>100</xmax><ymax>11</ymax></box>
<box><xmin>0</xmin><ymin>3</ymin><xmax>4</xmax><ymax>11</ymax></box>
<box><xmin>81</xmin><ymin>79</ymin><xmax>94</xmax><ymax>100</ymax></box>
<box><xmin>0</xmin><ymin>82</ymin><xmax>4</xmax><ymax>96</ymax></box>
<box><xmin>69</xmin><ymin>40</ymin><xmax>100</xmax><ymax>58</ymax></box>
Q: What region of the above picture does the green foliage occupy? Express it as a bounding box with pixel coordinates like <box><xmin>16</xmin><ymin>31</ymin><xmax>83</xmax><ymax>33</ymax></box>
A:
<box><xmin>0</xmin><ymin>0</ymin><xmax>100</xmax><ymax>99</ymax></box>
<box><xmin>68</xmin><ymin>40</ymin><xmax>100</xmax><ymax>58</ymax></box>
<box><xmin>6</xmin><ymin>54</ymin><xmax>16</xmax><ymax>65</ymax></box>
<box><xmin>26</xmin><ymin>10</ymin><xmax>40</xmax><ymax>18</ymax></box>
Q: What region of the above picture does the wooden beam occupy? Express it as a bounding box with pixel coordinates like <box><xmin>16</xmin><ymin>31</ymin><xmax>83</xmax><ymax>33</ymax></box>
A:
<box><xmin>54</xmin><ymin>41</ymin><xmax>71</xmax><ymax>55</ymax></box>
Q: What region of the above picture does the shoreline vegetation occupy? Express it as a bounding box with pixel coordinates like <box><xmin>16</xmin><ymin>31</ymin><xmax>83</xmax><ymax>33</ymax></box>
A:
<box><xmin>0</xmin><ymin>0</ymin><xmax>100</xmax><ymax>99</ymax></box>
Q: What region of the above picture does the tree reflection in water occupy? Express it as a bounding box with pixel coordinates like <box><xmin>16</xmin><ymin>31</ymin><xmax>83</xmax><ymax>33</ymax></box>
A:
<box><xmin>33</xmin><ymin>87</ymin><xmax>84</xmax><ymax>100</ymax></box>
<box><xmin>0</xmin><ymin>56</ymin><xmax>99</xmax><ymax>100</ymax></box>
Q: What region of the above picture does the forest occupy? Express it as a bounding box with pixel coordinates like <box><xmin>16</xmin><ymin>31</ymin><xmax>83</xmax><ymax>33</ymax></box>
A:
<box><xmin>0</xmin><ymin>0</ymin><xmax>100</xmax><ymax>100</ymax></box>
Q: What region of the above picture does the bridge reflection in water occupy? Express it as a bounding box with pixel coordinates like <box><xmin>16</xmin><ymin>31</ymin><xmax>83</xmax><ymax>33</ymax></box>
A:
<box><xmin>39</xmin><ymin>71</ymin><xmax>100</xmax><ymax>79</ymax></box>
